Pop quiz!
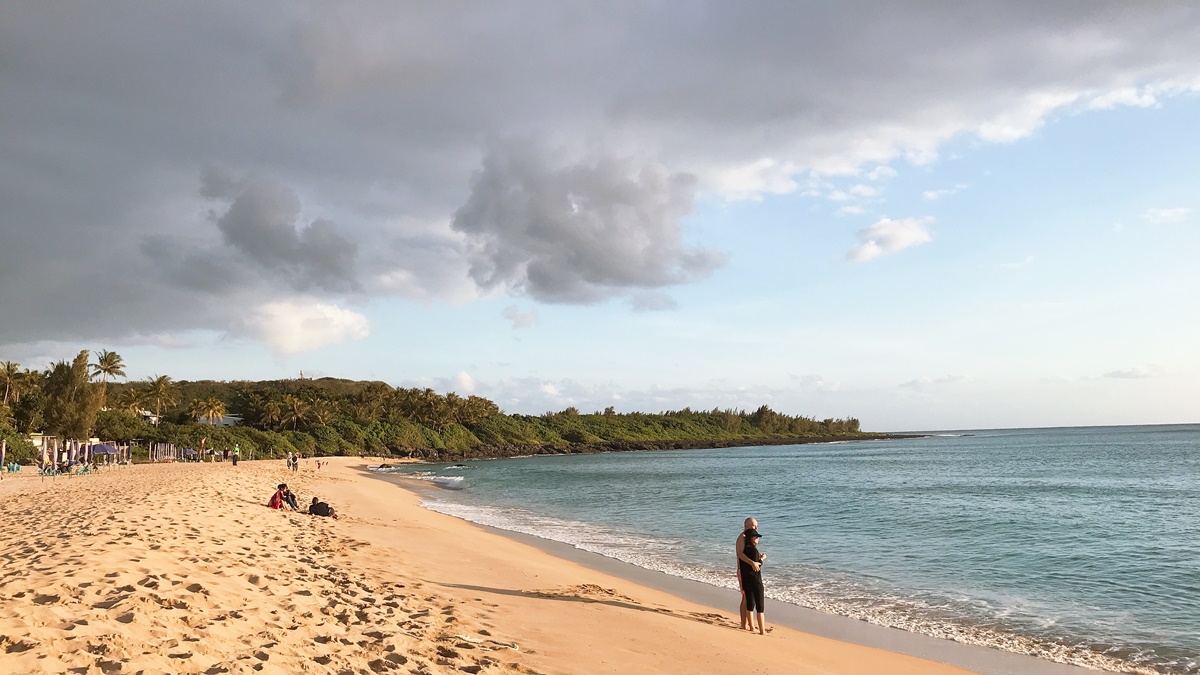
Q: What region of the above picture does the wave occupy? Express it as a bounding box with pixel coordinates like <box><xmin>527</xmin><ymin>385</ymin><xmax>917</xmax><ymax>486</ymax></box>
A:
<box><xmin>419</xmin><ymin>499</ymin><xmax>1169</xmax><ymax>674</ymax></box>
<box><xmin>369</xmin><ymin>466</ymin><xmax>466</xmax><ymax>490</ymax></box>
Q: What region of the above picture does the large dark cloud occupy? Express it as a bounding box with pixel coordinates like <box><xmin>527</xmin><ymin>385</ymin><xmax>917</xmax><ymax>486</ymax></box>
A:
<box><xmin>452</xmin><ymin>144</ymin><xmax>721</xmax><ymax>302</ymax></box>
<box><xmin>1</xmin><ymin>1</ymin><xmax>1198</xmax><ymax>348</ymax></box>
<box><xmin>213</xmin><ymin>180</ymin><xmax>358</xmax><ymax>292</ymax></box>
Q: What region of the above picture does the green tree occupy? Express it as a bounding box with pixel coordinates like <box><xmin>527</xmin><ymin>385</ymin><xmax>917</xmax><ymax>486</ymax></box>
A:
<box><xmin>145</xmin><ymin>375</ymin><xmax>179</xmax><ymax>426</ymax></box>
<box><xmin>94</xmin><ymin>409</ymin><xmax>153</xmax><ymax>443</ymax></box>
<box><xmin>12</xmin><ymin>388</ymin><xmax>45</xmax><ymax>434</ymax></box>
<box><xmin>42</xmin><ymin>350</ymin><xmax>103</xmax><ymax>440</ymax></box>
<box><xmin>188</xmin><ymin>397</ymin><xmax>227</xmax><ymax>425</ymax></box>
<box><xmin>307</xmin><ymin>399</ymin><xmax>338</xmax><ymax>428</ymax></box>
<box><xmin>90</xmin><ymin>349</ymin><xmax>126</xmax><ymax>406</ymax></box>
<box><xmin>0</xmin><ymin>361</ymin><xmax>18</xmax><ymax>406</ymax></box>
<box><xmin>280</xmin><ymin>394</ymin><xmax>309</xmax><ymax>431</ymax></box>
<box><xmin>118</xmin><ymin>386</ymin><xmax>145</xmax><ymax>415</ymax></box>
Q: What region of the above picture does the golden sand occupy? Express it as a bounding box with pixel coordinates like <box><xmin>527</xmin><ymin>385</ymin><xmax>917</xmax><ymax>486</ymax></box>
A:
<box><xmin>0</xmin><ymin>458</ymin><xmax>974</xmax><ymax>674</ymax></box>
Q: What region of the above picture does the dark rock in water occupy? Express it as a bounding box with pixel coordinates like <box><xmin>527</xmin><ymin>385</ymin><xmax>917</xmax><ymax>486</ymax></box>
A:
<box><xmin>377</xmin><ymin>463</ymin><xmax>390</xmax><ymax>469</ymax></box>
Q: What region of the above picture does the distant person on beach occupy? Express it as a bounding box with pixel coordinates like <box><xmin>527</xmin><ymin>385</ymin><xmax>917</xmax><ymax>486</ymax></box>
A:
<box><xmin>739</xmin><ymin>529</ymin><xmax>767</xmax><ymax>635</ymax></box>
<box><xmin>736</xmin><ymin>517</ymin><xmax>759</xmax><ymax>630</ymax></box>
<box><xmin>309</xmin><ymin>497</ymin><xmax>337</xmax><ymax>519</ymax></box>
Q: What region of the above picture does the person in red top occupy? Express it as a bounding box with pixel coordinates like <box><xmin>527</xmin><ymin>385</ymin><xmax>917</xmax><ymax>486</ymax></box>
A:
<box><xmin>267</xmin><ymin>483</ymin><xmax>287</xmax><ymax>509</ymax></box>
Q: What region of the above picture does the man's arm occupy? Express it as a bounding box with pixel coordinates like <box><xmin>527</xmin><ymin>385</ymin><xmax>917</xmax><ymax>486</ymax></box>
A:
<box><xmin>735</xmin><ymin>534</ymin><xmax>760</xmax><ymax>570</ymax></box>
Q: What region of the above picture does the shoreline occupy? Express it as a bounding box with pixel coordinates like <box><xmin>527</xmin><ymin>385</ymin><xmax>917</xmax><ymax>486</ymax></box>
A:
<box><xmin>365</xmin><ymin>465</ymin><xmax>1095</xmax><ymax>675</ymax></box>
<box><xmin>0</xmin><ymin>457</ymin><xmax>978</xmax><ymax>674</ymax></box>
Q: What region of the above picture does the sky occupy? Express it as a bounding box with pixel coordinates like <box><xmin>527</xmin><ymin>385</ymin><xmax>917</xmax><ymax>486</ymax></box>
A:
<box><xmin>1</xmin><ymin>2</ymin><xmax>1198</xmax><ymax>431</ymax></box>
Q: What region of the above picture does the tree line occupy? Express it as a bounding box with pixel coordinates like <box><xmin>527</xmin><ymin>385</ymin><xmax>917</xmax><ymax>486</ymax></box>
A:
<box><xmin>0</xmin><ymin>350</ymin><xmax>866</xmax><ymax>464</ymax></box>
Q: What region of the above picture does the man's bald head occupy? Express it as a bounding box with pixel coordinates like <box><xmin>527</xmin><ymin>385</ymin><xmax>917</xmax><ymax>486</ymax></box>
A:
<box><xmin>744</xmin><ymin>517</ymin><xmax>757</xmax><ymax>530</ymax></box>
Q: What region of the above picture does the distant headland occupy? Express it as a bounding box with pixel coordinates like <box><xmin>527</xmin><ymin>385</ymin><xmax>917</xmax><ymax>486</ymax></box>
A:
<box><xmin>1</xmin><ymin>349</ymin><xmax>908</xmax><ymax>464</ymax></box>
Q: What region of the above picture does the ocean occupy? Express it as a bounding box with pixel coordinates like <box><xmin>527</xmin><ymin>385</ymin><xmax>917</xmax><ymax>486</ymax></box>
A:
<box><xmin>373</xmin><ymin>424</ymin><xmax>1200</xmax><ymax>674</ymax></box>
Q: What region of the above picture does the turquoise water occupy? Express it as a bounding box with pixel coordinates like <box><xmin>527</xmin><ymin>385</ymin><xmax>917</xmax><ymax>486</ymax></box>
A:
<box><xmin>377</xmin><ymin>425</ymin><xmax>1200</xmax><ymax>673</ymax></box>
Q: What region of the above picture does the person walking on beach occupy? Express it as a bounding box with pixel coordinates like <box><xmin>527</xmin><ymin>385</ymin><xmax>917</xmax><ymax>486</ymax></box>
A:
<box><xmin>739</xmin><ymin>528</ymin><xmax>767</xmax><ymax>635</ymax></box>
<box><xmin>736</xmin><ymin>517</ymin><xmax>760</xmax><ymax>630</ymax></box>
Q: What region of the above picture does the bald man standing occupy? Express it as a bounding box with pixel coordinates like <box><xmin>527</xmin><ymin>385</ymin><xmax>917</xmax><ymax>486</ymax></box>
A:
<box><xmin>736</xmin><ymin>517</ymin><xmax>760</xmax><ymax>630</ymax></box>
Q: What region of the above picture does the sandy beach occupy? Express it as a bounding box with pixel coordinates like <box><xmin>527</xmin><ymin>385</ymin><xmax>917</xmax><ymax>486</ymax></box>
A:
<box><xmin>0</xmin><ymin>458</ymin><xmax>980</xmax><ymax>674</ymax></box>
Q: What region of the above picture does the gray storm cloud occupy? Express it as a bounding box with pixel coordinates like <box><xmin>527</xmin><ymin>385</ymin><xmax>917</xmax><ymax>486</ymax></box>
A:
<box><xmin>452</xmin><ymin>144</ymin><xmax>722</xmax><ymax>303</ymax></box>
<box><xmin>214</xmin><ymin>181</ymin><xmax>358</xmax><ymax>293</ymax></box>
<box><xmin>1</xmin><ymin>2</ymin><xmax>1199</xmax><ymax>349</ymax></box>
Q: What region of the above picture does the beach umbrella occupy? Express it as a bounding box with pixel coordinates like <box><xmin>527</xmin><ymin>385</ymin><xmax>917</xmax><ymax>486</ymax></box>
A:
<box><xmin>90</xmin><ymin>444</ymin><xmax>119</xmax><ymax>454</ymax></box>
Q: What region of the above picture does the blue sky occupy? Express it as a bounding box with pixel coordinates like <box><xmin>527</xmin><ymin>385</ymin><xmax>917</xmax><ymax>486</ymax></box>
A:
<box><xmin>1</xmin><ymin>4</ymin><xmax>1198</xmax><ymax>430</ymax></box>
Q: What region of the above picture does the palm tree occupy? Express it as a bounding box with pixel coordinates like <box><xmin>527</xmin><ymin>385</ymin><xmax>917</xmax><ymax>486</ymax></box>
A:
<box><xmin>90</xmin><ymin>350</ymin><xmax>126</xmax><ymax>407</ymax></box>
<box><xmin>90</xmin><ymin>350</ymin><xmax>126</xmax><ymax>384</ymax></box>
<box><xmin>280</xmin><ymin>394</ymin><xmax>309</xmax><ymax>431</ymax></box>
<box><xmin>190</xmin><ymin>397</ymin><xmax>227</xmax><ymax>425</ymax></box>
<box><xmin>0</xmin><ymin>361</ymin><xmax>19</xmax><ymax>406</ymax></box>
<box><xmin>144</xmin><ymin>375</ymin><xmax>179</xmax><ymax>426</ymax></box>
<box><xmin>307</xmin><ymin>399</ymin><xmax>338</xmax><ymax>428</ymax></box>
<box><xmin>119</xmin><ymin>386</ymin><xmax>145</xmax><ymax>415</ymax></box>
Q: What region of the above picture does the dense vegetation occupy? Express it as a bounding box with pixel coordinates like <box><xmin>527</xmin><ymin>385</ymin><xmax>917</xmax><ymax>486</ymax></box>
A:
<box><xmin>1</xmin><ymin>350</ymin><xmax>872</xmax><ymax>465</ymax></box>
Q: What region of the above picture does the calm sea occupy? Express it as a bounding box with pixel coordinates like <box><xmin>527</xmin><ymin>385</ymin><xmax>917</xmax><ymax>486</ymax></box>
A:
<box><xmin>375</xmin><ymin>425</ymin><xmax>1200</xmax><ymax>674</ymax></box>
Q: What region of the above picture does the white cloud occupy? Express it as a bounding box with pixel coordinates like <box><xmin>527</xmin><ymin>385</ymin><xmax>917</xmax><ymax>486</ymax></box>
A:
<box><xmin>976</xmin><ymin>91</ymin><xmax>1081</xmax><ymax>142</ymax></box>
<box><xmin>706</xmin><ymin>158</ymin><xmax>799</xmax><ymax>201</ymax></box>
<box><xmin>501</xmin><ymin>305</ymin><xmax>539</xmax><ymax>328</ymax></box>
<box><xmin>900</xmin><ymin>375</ymin><xmax>972</xmax><ymax>390</ymax></box>
<box><xmin>1143</xmin><ymin>207</ymin><xmax>1191</xmax><ymax>224</ymax></box>
<box><xmin>849</xmin><ymin>184</ymin><xmax>877</xmax><ymax>197</ymax></box>
<box><xmin>866</xmin><ymin>166</ymin><xmax>897</xmax><ymax>181</ymax></box>
<box><xmin>847</xmin><ymin>217</ymin><xmax>934</xmax><ymax>262</ymax></box>
<box><xmin>1088</xmin><ymin>87</ymin><xmax>1159</xmax><ymax>110</ymax></box>
<box><xmin>1104</xmin><ymin>365</ymin><xmax>1166</xmax><ymax>379</ymax></box>
<box><xmin>836</xmin><ymin>205</ymin><xmax>866</xmax><ymax>217</ymax></box>
<box><xmin>922</xmin><ymin>183</ymin><xmax>968</xmax><ymax>200</ymax></box>
<box><xmin>451</xmin><ymin>370</ymin><xmax>477</xmax><ymax>393</ymax></box>
<box><xmin>243</xmin><ymin>301</ymin><xmax>369</xmax><ymax>354</ymax></box>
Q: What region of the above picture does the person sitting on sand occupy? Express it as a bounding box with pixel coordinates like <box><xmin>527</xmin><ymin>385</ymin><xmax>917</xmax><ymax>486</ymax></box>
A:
<box><xmin>736</xmin><ymin>517</ymin><xmax>759</xmax><ymax>630</ymax></box>
<box><xmin>282</xmin><ymin>485</ymin><xmax>300</xmax><ymax>511</ymax></box>
<box><xmin>739</xmin><ymin>529</ymin><xmax>767</xmax><ymax>635</ymax></box>
<box><xmin>267</xmin><ymin>483</ymin><xmax>288</xmax><ymax>510</ymax></box>
<box><xmin>308</xmin><ymin>496</ymin><xmax>338</xmax><ymax>519</ymax></box>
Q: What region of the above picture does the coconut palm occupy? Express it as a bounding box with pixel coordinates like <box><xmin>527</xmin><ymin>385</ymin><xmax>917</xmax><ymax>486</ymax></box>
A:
<box><xmin>118</xmin><ymin>387</ymin><xmax>145</xmax><ymax>416</ymax></box>
<box><xmin>280</xmin><ymin>394</ymin><xmax>309</xmax><ymax>431</ymax></box>
<box><xmin>306</xmin><ymin>399</ymin><xmax>338</xmax><ymax>428</ymax></box>
<box><xmin>90</xmin><ymin>350</ymin><xmax>126</xmax><ymax>407</ymax></box>
<box><xmin>0</xmin><ymin>361</ymin><xmax>19</xmax><ymax>406</ymax></box>
<box><xmin>189</xmin><ymin>397</ymin><xmax>227</xmax><ymax>426</ymax></box>
<box><xmin>144</xmin><ymin>375</ymin><xmax>178</xmax><ymax>426</ymax></box>
<box><xmin>90</xmin><ymin>350</ymin><xmax>126</xmax><ymax>384</ymax></box>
